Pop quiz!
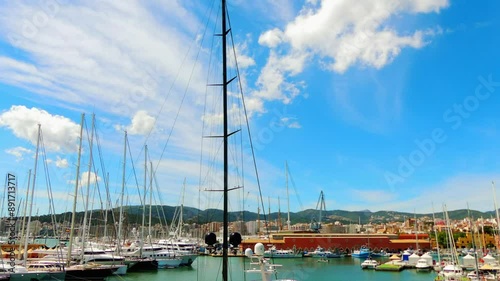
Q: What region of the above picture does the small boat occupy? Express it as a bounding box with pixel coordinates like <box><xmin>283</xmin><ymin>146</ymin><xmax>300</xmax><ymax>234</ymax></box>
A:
<box><xmin>360</xmin><ymin>258</ymin><xmax>379</xmax><ymax>269</ymax></box>
<box><xmin>121</xmin><ymin>244</ymin><xmax>182</xmax><ymax>268</ymax></box>
<box><xmin>317</xmin><ymin>258</ymin><xmax>329</xmax><ymax>263</ymax></box>
<box><xmin>467</xmin><ymin>270</ymin><xmax>496</xmax><ymax>281</ymax></box>
<box><xmin>352</xmin><ymin>247</ymin><xmax>371</xmax><ymax>259</ymax></box>
<box><xmin>435</xmin><ymin>264</ymin><xmax>464</xmax><ymax>281</ymax></box>
<box><xmin>415</xmin><ymin>258</ymin><xmax>432</xmax><ymax>271</ymax></box>
<box><xmin>263</xmin><ymin>246</ymin><xmax>302</xmax><ymax>258</ymax></box>
<box><xmin>308</xmin><ymin>246</ymin><xmax>338</xmax><ymax>258</ymax></box>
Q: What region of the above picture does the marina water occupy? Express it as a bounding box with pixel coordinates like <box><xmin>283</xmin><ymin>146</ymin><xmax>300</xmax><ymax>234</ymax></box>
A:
<box><xmin>107</xmin><ymin>256</ymin><xmax>438</xmax><ymax>281</ymax></box>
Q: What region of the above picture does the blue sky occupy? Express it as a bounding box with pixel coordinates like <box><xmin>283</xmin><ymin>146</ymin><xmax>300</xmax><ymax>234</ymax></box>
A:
<box><xmin>0</xmin><ymin>0</ymin><xmax>499</xmax><ymax>217</ymax></box>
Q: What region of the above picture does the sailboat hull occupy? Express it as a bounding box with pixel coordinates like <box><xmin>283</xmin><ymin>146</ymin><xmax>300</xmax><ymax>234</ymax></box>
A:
<box><xmin>64</xmin><ymin>265</ymin><xmax>119</xmax><ymax>281</ymax></box>
<box><xmin>126</xmin><ymin>258</ymin><xmax>158</xmax><ymax>272</ymax></box>
<box><xmin>9</xmin><ymin>271</ymin><xmax>66</xmax><ymax>281</ymax></box>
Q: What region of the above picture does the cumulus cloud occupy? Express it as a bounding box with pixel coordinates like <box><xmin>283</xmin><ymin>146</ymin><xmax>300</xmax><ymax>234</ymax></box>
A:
<box><xmin>252</xmin><ymin>50</ymin><xmax>308</xmax><ymax>104</ymax></box>
<box><xmin>0</xmin><ymin>105</ymin><xmax>80</xmax><ymax>152</ymax></box>
<box><xmin>252</xmin><ymin>0</ymin><xmax>449</xmax><ymax>108</ymax></box>
<box><xmin>117</xmin><ymin>110</ymin><xmax>156</xmax><ymax>135</ymax></box>
<box><xmin>5</xmin><ymin>146</ymin><xmax>32</xmax><ymax>161</ymax></box>
<box><xmin>233</xmin><ymin>41</ymin><xmax>255</xmax><ymax>69</ymax></box>
<box><xmin>55</xmin><ymin>156</ymin><xmax>69</xmax><ymax>168</ymax></box>
<box><xmin>251</xmin><ymin>0</ymin><xmax>449</xmax><ymax>132</ymax></box>
<box><xmin>264</xmin><ymin>0</ymin><xmax>449</xmax><ymax>73</ymax></box>
<box><xmin>68</xmin><ymin>171</ymin><xmax>101</xmax><ymax>187</ymax></box>
<box><xmin>258</xmin><ymin>28</ymin><xmax>284</xmax><ymax>48</ymax></box>
<box><xmin>80</xmin><ymin>171</ymin><xmax>101</xmax><ymax>187</ymax></box>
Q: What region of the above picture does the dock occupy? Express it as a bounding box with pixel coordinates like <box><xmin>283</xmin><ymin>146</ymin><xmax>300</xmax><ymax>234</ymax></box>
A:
<box><xmin>375</xmin><ymin>261</ymin><xmax>405</xmax><ymax>271</ymax></box>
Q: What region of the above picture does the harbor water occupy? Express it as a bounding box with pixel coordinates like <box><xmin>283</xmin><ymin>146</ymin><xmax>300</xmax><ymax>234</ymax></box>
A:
<box><xmin>108</xmin><ymin>256</ymin><xmax>438</xmax><ymax>281</ymax></box>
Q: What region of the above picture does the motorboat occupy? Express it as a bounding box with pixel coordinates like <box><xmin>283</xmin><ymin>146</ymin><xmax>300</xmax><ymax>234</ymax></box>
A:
<box><xmin>264</xmin><ymin>246</ymin><xmax>302</xmax><ymax>258</ymax></box>
<box><xmin>352</xmin><ymin>247</ymin><xmax>371</xmax><ymax>258</ymax></box>
<box><xmin>415</xmin><ymin>258</ymin><xmax>432</xmax><ymax>271</ymax></box>
<box><xmin>360</xmin><ymin>258</ymin><xmax>379</xmax><ymax>269</ymax></box>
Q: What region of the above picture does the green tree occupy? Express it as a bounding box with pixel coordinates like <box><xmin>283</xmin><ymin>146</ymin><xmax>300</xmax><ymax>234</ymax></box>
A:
<box><xmin>437</xmin><ymin>231</ymin><xmax>449</xmax><ymax>248</ymax></box>
<box><xmin>453</xmin><ymin>232</ymin><xmax>466</xmax><ymax>241</ymax></box>
<box><xmin>482</xmin><ymin>226</ymin><xmax>494</xmax><ymax>235</ymax></box>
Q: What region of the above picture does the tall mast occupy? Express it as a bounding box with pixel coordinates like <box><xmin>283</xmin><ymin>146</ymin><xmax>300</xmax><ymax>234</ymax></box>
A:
<box><xmin>481</xmin><ymin>217</ymin><xmax>486</xmax><ymax>254</ymax></box>
<box><xmin>286</xmin><ymin>161</ymin><xmax>291</xmax><ymax>231</ymax></box>
<box><xmin>103</xmin><ymin>172</ymin><xmax>109</xmax><ymax>240</ymax></box>
<box><xmin>277</xmin><ymin>196</ymin><xmax>281</xmax><ymax>230</ymax></box>
<box><xmin>318</xmin><ymin>191</ymin><xmax>324</xmax><ymax>229</ymax></box>
<box><xmin>23</xmin><ymin>125</ymin><xmax>40</xmax><ymax>266</ymax></box>
<box><xmin>414</xmin><ymin>210</ymin><xmax>418</xmax><ymax>251</ymax></box>
<box><xmin>178</xmin><ymin>178</ymin><xmax>186</xmax><ymax>238</ymax></box>
<box><xmin>221</xmin><ymin>0</ymin><xmax>229</xmax><ymax>276</ymax></box>
<box><xmin>268</xmin><ymin>196</ymin><xmax>271</xmax><ymax>230</ymax></box>
<box><xmin>80</xmin><ymin>113</ymin><xmax>95</xmax><ymax>262</ymax></box>
<box><xmin>257</xmin><ymin>206</ymin><xmax>260</xmax><ymax>235</ymax></box>
<box><xmin>467</xmin><ymin>203</ymin><xmax>480</xmax><ymax>272</ymax></box>
<box><xmin>222</xmin><ymin>0</ymin><xmax>229</xmax><ymax>278</ymax></box>
<box><xmin>18</xmin><ymin>169</ymin><xmax>31</xmax><ymax>260</ymax></box>
<box><xmin>148</xmin><ymin>161</ymin><xmax>153</xmax><ymax>244</ymax></box>
<box><xmin>140</xmin><ymin>145</ymin><xmax>148</xmax><ymax>256</ymax></box>
<box><xmin>67</xmin><ymin>113</ymin><xmax>84</xmax><ymax>266</ymax></box>
<box><xmin>432</xmin><ymin>203</ymin><xmax>441</xmax><ymax>265</ymax></box>
<box><xmin>117</xmin><ymin>131</ymin><xmax>127</xmax><ymax>255</ymax></box>
<box><xmin>492</xmin><ymin>181</ymin><xmax>500</xmax><ymax>237</ymax></box>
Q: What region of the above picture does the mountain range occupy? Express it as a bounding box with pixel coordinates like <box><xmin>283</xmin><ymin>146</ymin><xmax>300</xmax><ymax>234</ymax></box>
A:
<box><xmin>33</xmin><ymin>205</ymin><xmax>497</xmax><ymax>226</ymax></box>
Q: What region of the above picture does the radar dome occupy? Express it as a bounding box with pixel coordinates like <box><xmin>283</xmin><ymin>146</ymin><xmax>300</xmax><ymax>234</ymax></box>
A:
<box><xmin>244</xmin><ymin>248</ymin><xmax>253</xmax><ymax>258</ymax></box>
<box><xmin>254</xmin><ymin>243</ymin><xmax>265</xmax><ymax>255</ymax></box>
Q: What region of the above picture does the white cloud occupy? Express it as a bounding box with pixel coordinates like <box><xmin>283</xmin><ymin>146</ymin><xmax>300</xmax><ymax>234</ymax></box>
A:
<box><xmin>0</xmin><ymin>1</ymin><xmax>207</xmax><ymax>117</ymax></box>
<box><xmin>280</xmin><ymin>117</ymin><xmax>302</xmax><ymax>129</ymax></box>
<box><xmin>243</xmin><ymin>97</ymin><xmax>266</xmax><ymax>117</ymax></box>
<box><xmin>0</xmin><ymin>105</ymin><xmax>80</xmax><ymax>152</ymax></box>
<box><xmin>68</xmin><ymin>171</ymin><xmax>101</xmax><ymax>187</ymax></box>
<box><xmin>5</xmin><ymin>146</ymin><xmax>32</xmax><ymax>161</ymax></box>
<box><xmin>258</xmin><ymin>28</ymin><xmax>284</xmax><ymax>48</ymax></box>
<box><xmin>251</xmin><ymin>0</ymin><xmax>448</xmax><ymax>133</ymax></box>
<box><xmin>0</xmin><ymin>1</ymin><xmax>249</xmax><ymax>167</ymax></box>
<box><xmin>267</xmin><ymin>0</ymin><xmax>449</xmax><ymax>73</ymax></box>
<box><xmin>55</xmin><ymin>156</ymin><xmax>69</xmax><ymax>168</ymax></box>
<box><xmin>252</xmin><ymin>50</ymin><xmax>308</xmax><ymax>104</ymax></box>
<box><xmin>233</xmin><ymin>41</ymin><xmax>255</xmax><ymax>69</ymax></box>
<box><xmin>118</xmin><ymin>110</ymin><xmax>156</xmax><ymax>136</ymax></box>
<box><xmin>80</xmin><ymin>171</ymin><xmax>101</xmax><ymax>187</ymax></box>
<box><xmin>288</xmin><ymin>121</ymin><xmax>302</xmax><ymax>129</ymax></box>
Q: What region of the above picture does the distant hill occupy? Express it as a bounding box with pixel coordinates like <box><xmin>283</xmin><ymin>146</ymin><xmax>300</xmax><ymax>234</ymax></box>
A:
<box><xmin>32</xmin><ymin>205</ymin><xmax>499</xmax><ymax>226</ymax></box>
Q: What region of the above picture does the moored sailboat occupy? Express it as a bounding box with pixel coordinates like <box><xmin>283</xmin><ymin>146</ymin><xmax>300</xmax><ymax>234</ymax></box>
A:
<box><xmin>200</xmin><ymin>1</ymin><xmax>300</xmax><ymax>280</ymax></box>
<box><xmin>7</xmin><ymin>125</ymin><xmax>67</xmax><ymax>281</ymax></box>
<box><xmin>63</xmin><ymin>114</ymin><xmax>124</xmax><ymax>280</ymax></box>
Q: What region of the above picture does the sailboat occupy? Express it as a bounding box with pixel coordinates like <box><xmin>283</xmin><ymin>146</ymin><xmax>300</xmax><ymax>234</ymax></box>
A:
<box><xmin>5</xmin><ymin>125</ymin><xmax>66</xmax><ymax>281</ymax></box>
<box><xmin>62</xmin><ymin>114</ymin><xmax>123</xmax><ymax>280</ymax></box>
<box><xmin>156</xmin><ymin>180</ymin><xmax>198</xmax><ymax>266</ymax></box>
<box><xmin>434</xmin><ymin>205</ymin><xmax>464</xmax><ymax>281</ymax></box>
<box><xmin>202</xmin><ymin>1</ymin><xmax>299</xmax><ymax>280</ymax></box>
<box><xmin>115</xmin><ymin>136</ymin><xmax>180</xmax><ymax>269</ymax></box>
